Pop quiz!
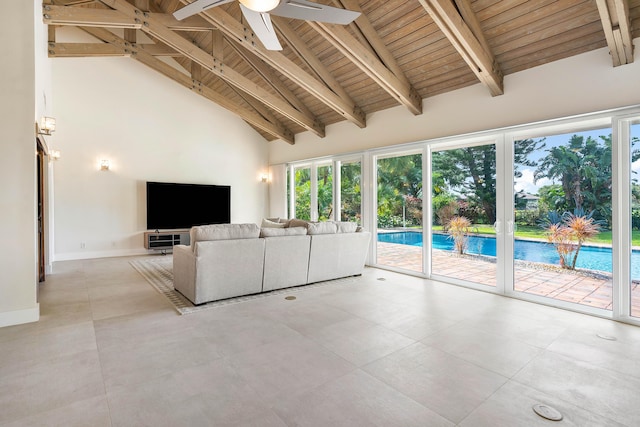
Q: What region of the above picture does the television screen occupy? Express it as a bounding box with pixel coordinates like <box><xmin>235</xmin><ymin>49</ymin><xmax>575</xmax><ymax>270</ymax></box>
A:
<box><xmin>146</xmin><ymin>181</ymin><xmax>230</xmax><ymax>230</ymax></box>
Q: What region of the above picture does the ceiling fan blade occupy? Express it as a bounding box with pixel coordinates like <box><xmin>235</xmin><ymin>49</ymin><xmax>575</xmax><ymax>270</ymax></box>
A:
<box><xmin>271</xmin><ymin>0</ymin><xmax>360</xmax><ymax>24</ymax></box>
<box><xmin>173</xmin><ymin>0</ymin><xmax>235</xmax><ymax>20</ymax></box>
<box><xmin>240</xmin><ymin>5</ymin><xmax>283</xmax><ymax>51</ymax></box>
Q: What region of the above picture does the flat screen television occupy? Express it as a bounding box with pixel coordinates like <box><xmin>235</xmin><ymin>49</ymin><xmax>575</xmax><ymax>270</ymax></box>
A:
<box><xmin>146</xmin><ymin>181</ymin><xmax>230</xmax><ymax>230</ymax></box>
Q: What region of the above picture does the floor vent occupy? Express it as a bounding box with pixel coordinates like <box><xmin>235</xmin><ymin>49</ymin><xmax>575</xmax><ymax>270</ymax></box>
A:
<box><xmin>532</xmin><ymin>403</ymin><xmax>563</xmax><ymax>421</ymax></box>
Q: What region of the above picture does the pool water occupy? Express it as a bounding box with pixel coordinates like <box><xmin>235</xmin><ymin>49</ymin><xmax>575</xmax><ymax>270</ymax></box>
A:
<box><xmin>378</xmin><ymin>231</ymin><xmax>640</xmax><ymax>280</ymax></box>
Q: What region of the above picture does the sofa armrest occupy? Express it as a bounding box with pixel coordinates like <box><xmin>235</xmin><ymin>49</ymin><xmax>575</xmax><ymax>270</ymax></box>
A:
<box><xmin>173</xmin><ymin>244</ymin><xmax>197</xmax><ymax>303</ymax></box>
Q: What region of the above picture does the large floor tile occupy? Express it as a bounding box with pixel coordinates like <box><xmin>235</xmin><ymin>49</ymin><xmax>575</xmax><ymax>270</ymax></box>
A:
<box><xmin>513</xmin><ymin>351</ymin><xmax>640</xmax><ymax>426</ymax></box>
<box><xmin>459</xmin><ymin>381</ymin><xmax>626</xmax><ymax>427</ymax></box>
<box><xmin>227</xmin><ymin>334</ymin><xmax>357</xmax><ymax>406</ymax></box>
<box><xmin>547</xmin><ymin>326</ymin><xmax>640</xmax><ymax>379</ymax></box>
<box><xmin>363</xmin><ymin>342</ymin><xmax>507</xmax><ymax>423</ymax></box>
<box><xmin>0</xmin><ymin>350</ymin><xmax>106</xmax><ymax>425</ymax></box>
<box><xmin>0</xmin><ymin>320</ymin><xmax>96</xmax><ymax>367</ymax></box>
<box><xmin>1</xmin><ymin>395</ymin><xmax>111</xmax><ymax>427</ymax></box>
<box><xmin>100</xmin><ymin>333</ymin><xmax>223</xmax><ymax>390</ymax></box>
<box><xmin>304</xmin><ymin>317</ymin><xmax>416</xmax><ymax>366</ymax></box>
<box><xmin>422</xmin><ymin>322</ymin><xmax>543</xmax><ymax>377</ymax></box>
<box><xmin>272</xmin><ymin>369</ymin><xmax>454</xmax><ymax>427</ymax></box>
<box><xmin>107</xmin><ymin>359</ymin><xmax>286</xmax><ymax>427</ymax></box>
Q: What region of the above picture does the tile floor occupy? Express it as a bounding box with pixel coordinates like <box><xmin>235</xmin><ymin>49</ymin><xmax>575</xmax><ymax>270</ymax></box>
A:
<box><xmin>1</xmin><ymin>255</ymin><xmax>640</xmax><ymax>426</ymax></box>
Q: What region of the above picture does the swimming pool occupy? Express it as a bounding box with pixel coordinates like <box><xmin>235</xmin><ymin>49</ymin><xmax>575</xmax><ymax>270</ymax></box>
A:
<box><xmin>377</xmin><ymin>231</ymin><xmax>640</xmax><ymax>280</ymax></box>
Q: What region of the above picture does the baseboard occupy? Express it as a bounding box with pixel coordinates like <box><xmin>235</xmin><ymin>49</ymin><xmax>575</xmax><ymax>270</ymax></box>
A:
<box><xmin>54</xmin><ymin>248</ymin><xmax>149</xmax><ymax>262</ymax></box>
<box><xmin>0</xmin><ymin>304</ymin><xmax>39</xmax><ymax>328</ymax></box>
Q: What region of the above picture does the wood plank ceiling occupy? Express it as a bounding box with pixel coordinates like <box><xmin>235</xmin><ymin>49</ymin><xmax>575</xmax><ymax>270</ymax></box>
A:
<box><xmin>44</xmin><ymin>0</ymin><xmax>640</xmax><ymax>145</ymax></box>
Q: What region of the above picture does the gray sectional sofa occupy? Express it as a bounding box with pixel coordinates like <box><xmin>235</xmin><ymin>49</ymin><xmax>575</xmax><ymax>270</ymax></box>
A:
<box><xmin>172</xmin><ymin>220</ymin><xmax>371</xmax><ymax>305</ymax></box>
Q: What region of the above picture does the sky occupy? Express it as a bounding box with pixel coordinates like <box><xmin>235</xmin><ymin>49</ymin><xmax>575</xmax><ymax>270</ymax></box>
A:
<box><xmin>513</xmin><ymin>123</ymin><xmax>640</xmax><ymax>194</ymax></box>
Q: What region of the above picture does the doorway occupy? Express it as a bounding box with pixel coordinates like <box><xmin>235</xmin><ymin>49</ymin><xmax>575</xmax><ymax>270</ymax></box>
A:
<box><xmin>36</xmin><ymin>138</ymin><xmax>46</xmax><ymax>282</ymax></box>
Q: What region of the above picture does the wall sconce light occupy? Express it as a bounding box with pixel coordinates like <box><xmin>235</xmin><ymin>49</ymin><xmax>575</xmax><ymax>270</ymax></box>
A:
<box><xmin>260</xmin><ymin>173</ymin><xmax>269</xmax><ymax>183</ymax></box>
<box><xmin>38</xmin><ymin>116</ymin><xmax>56</xmax><ymax>135</ymax></box>
<box><xmin>100</xmin><ymin>159</ymin><xmax>110</xmax><ymax>171</ymax></box>
<box><xmin>49</xmin><ymin>149</ymin><xmax>61</xmax><ymax>160</ymax></box>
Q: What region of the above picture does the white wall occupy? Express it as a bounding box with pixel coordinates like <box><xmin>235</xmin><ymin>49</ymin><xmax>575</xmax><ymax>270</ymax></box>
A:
<box><xmin>52</xmin><ymin>31</ymin><xmax>269</xmax><ymax>261</ymax></box>
<box><xmin>0</xmin><ymin>0</ymin><xmax>39</xmax><ymax>326</ymax></box>
<box><xmin>269</xmin><ymin>41</ymin><xmax>640</xmax><ymax>164</ymax></box>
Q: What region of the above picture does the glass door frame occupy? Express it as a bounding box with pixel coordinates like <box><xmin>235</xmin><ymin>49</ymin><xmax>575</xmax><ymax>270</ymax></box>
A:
<box><xmin>427</xmin><ymin>135</ymin><xmax>507</xmax><ymax>294</ymax></box>
<box><xmin>370</xmin><ymin>147</ymin><xmax>426</xmax><ymax>275</ymax></box>
<box><xmin>613</xmin><ymin>113</ymin><xmax>637</xmax><ymax>324</ymax></box>
<box><xmin>503</xmin><ymin>116</ymin><xmax>616</xmax><ymax>319</ymax></box>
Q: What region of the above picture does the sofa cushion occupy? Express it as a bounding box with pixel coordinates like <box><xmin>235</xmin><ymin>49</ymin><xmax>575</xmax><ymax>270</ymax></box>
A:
<box><xmin>261</xmin><ymin>218</ymin><xmax>286</xmax><ymax>228</ymax></box>
<box><xmin>288</xmin><ymin>218</ymin><xmax>310</xmax><ymax>228</ymax></box>
<box><xmin>190</xmin><ymin>223</ymin><xmax>260</xmax><ymax>244</ymax></box>
<box><xmin>307</xmin><ymin>221</ymin><xmax>338</xmax><ymax>235</ymax></box>
<box><xmin>333</xmin><ymin>221</ymin><xmax>358</xmax><ymax>233</ymax></box>
<box><xmin>260</xmin><ymin>226</ymin><xmax>308</xmax><ymax>237</ymax></box>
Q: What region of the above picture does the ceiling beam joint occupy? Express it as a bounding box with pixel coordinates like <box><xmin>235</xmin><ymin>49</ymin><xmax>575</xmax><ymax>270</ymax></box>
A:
<box><xmin>418</xmin><ymin>0</ymin><xmax>503</xmax><ymax>96</ymax></box>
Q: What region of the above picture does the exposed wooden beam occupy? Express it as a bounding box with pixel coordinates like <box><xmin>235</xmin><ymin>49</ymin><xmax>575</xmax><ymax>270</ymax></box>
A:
<box><xmin>49</xmin><ymin>42</ymin><xmax>127</xmax><ymax>56</ymax></box>
<box><xmin>272</xmin><ymin>18</ymin><xmax>352</xmax><ymax>105</ymax></box>
<box><xmin>137</xmin><ymin>43</ymin><xmax>183</xmax><ymax>56</ymax></box>
<box><xmin>43</xmin><ymin>4</ymin><xmax>136</xmax><ymax>28</ymax></box>
<box><xmin>311</xmin><ymin>21</ymin><xmax>422</xmax><ymax>115</ymax></box>
<box><xmin>226</xmin><ymin>37</ymin><xmax>316</xmax><ymax>123</ymax></box>
<box><xmin>78</xmin><ymin>26</ymin><xmax>295</xmax><ymax>144</ymax></box>
<box><xmin>211</xmin><ymin>30</ymin><xmax>223</xmax><ymax>58</ymax></box>
<box><xmin>595</xmin><ymin>0</ymin><xmax>634</xmax><ymax>66</ymax></box>
<box><xmin>336</xmin><ymin>0</ymin><xmax>409</xmax><ymax>88</ymax></box>
<box><xmin>418</xmin><ymin>0</ymin><xmax>503</xmax><ymax>96</ymax></box>
<box><xmin>315</xmin><ymin>0</ymin><xmax>422</xmax><ymax>116</ymax></box>
<box><xmin>57</xmin><ymin>1</ymin><xmax>323</xmax><ymax>137</ymax></box>
<box><xmin>44</xmin><ymin>4</ymin><xmax>217</xmax><ymax>31</ymax></box>
<box><xmin>176</xmin><ymin>1</ymin><xmax>366</xmax><ymax>129</ymax></box>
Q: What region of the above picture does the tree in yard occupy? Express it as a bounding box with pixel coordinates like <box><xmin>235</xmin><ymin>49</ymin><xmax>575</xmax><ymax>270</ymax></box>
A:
<box><xmin>432</xmin><ymin>139</ymin><xmax>543</xmax><ymax>225</ymax></box>
<box><xmin>377</xmin><ymin>154</ymin><xmax>422</xmax><ymax>227</ymax></box>
<box><xmin>340</xmin><ymin>162</ymin><xmax>361</xmax><ymax>223</ymax></box>
<box><xmin>294</xmin><ymin>168</ymin><xmax>311</xmax><ymax>220</ymax></box>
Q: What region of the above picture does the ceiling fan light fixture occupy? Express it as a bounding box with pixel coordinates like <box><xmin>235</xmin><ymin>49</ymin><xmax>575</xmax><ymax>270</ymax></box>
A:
<box><xmin>238</xmin><ymin>0</ymin><xmax>280</xmax><ymax>12</ymax></box>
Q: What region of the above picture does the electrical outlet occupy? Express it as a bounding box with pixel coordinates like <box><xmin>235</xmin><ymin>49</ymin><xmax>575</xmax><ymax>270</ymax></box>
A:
<box><xmin>80</xmin><ymin>242</ymin><xmax>86</xmax><ymax>249</ymax></box>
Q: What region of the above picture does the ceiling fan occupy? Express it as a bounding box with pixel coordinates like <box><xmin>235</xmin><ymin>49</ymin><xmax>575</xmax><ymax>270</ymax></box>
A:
<box><xmin>173</xmin><ymin>0</ymin><xmax>360</xmax><ymax>51</ymax></box>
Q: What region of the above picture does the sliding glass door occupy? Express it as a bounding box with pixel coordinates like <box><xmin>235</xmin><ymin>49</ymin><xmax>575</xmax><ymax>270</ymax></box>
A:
<box><xmin>376</xmin><ymin>152</ymin><xmax>423</xmax><ymax>273</ymax></box>
<box><xmin>511</xmin><ymin>128</ymin><xmax>613</xmax><ymax>313</ymax></box>
<box><xmin>430</xmin><ymin>142</ymin><xmax>498</xmax><ymax>287</ymax></box>
<box><xmin>628</xmin><ymin>120</ymin><xmax>640</xmax><ymax>318</ymax></box>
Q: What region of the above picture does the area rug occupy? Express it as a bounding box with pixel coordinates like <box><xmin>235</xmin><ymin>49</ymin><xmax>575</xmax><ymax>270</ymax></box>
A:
<box><xmin>130</xmin><ymin>256</ymin><xmax>358</xmax><ymax>315</ymax></box>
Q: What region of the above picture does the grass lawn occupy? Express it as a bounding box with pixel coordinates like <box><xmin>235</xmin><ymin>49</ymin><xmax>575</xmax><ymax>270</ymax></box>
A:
<box><xmin>432</xmin><ymin>225</ymin><xmax>640</xmax><ymax>246</ymax></box>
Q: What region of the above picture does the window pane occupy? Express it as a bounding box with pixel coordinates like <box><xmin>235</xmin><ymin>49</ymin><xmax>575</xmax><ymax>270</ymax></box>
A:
<box><xmin>631</xmin><ymin>121</ymin><xmax>640</xmax><ymax>318</ymax></box>
<box><xmin>340</xmin><ymin>161</ymin><xmax>361</xmax><ymax>224</ymax></box>
<box><xmin>514</xmin><ymin>128</ymin><xmax>612</xmax><ymax>311</ymax></box>
<box><xmin>376</xmin><ymin>154</ymin><xmax>423</xmax><ymax>273</ymax></box>
<box><xmin>294</xmin><ymin>167</ymin><xmax>311</xmax><ymax>220</ymax></box>
<box><xmin>431</xmin><ymin>144</ymin><xmax>497</xmax><ymax>286</ymax></box>
<box><xmin>317</xmin><ymin>164</ymin><xmax>333</xmax><ymax>221</ymax></box>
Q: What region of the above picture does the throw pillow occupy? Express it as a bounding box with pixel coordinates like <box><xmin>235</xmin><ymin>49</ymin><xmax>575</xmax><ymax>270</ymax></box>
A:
<box><xmin>191</xmin><ymin>223</ymin><xmax>260</xmax><ymax>242</ymax></box>
<box><xmin>260</xmin><ymin>226</ymin><xmax>308</xmax><ymax>237</ymax></box>
<box><xmin>333</xmin><ymin>221</ymin><xmax>358</xmax><ymax>233</ymax></box>
<box><xmin>307</xmin><ymin>222</ymin><xmax>338</xmax><ymax>235</ymax></box>
<box><xmin>288</xmin><ymin>218</ymin><xmax>310</xmax><ymax>229</ymax></box>
<box><xmin>261</xmin><ymin>218</ymin><xmax>286</xmax><ymax>228</ymax></box>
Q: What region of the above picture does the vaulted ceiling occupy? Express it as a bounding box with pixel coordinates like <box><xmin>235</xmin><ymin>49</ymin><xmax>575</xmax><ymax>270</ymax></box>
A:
<box><xmin>44</xmin><ymin>0</ymin><xmax>640</xmax><ymax>145</ymax></box>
